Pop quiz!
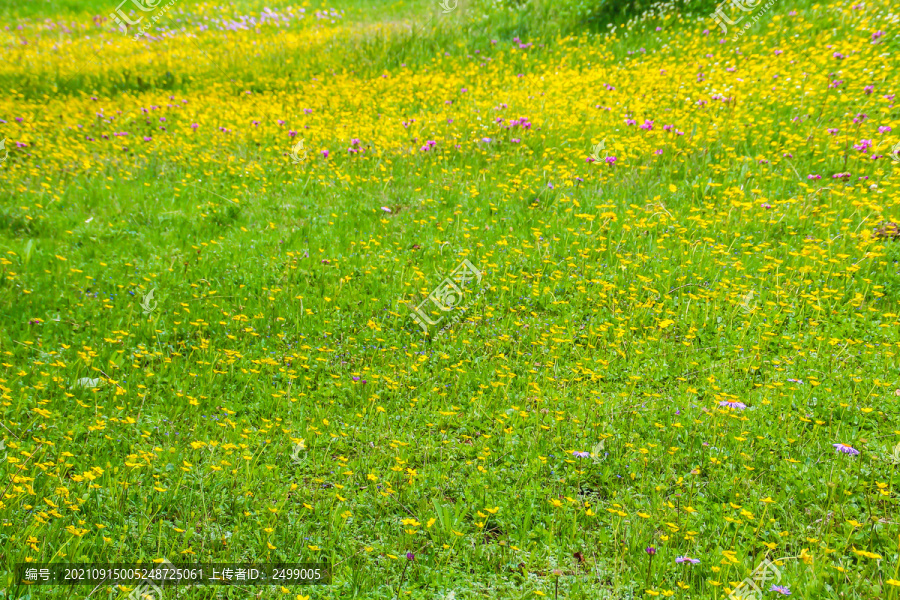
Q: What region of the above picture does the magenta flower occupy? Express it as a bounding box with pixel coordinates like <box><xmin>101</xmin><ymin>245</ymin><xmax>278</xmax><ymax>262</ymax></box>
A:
<box><xmin>322</xmin><ymin>150</ymin><xmax>329</xmax><ymax>158</ymax></box>
<box><xmin>833</xmin><ymin>443</ymin><xmax>859</xmax><ymax>455</ymax></box>
<box><xmin>827</xmin><ymin>128</ymin><xmax>839</xmax><ymax>135</ymax></box>
<box><xmin>719</xmin><ymin>400</ymin><xmax>747</xmax><ymax>410</ymax></box>
<box><xmin>878</xmin><ymin>126</ymin><xmax>892</xmax><ymax>134</ymax></box>
<box><xmin>853</xmin><ymin>139</ymin><xmax>872</xmax><ymax>152</ymax></box>
<box><xmin>770</xmin><ymin>584</ymin><xmax>791</xmax><ymax>595</ymax></box>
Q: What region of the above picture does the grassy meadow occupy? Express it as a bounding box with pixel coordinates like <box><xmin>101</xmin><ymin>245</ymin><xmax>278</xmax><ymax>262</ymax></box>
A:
<box><xmin>1</xmin><ymin>0</ymin><xmax>900</xmax><ymax>597</ymax></box>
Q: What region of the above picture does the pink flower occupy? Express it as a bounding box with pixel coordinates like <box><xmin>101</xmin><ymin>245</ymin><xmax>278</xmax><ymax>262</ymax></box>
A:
<box><xmin>322</xmin><ymin>150</ymin><xmax>329</xmax><ymax>158</ymax></box>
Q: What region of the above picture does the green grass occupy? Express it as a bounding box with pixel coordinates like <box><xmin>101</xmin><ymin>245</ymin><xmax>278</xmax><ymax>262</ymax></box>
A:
<box><xmin>1</xmin><ymin>0</ymin><xmax>899</xmax><ymax>598</ymax></box>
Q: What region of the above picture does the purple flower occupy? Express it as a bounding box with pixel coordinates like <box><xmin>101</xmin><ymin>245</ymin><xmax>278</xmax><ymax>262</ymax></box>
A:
<box><xmin>833</xmin><ymin>443</ymin><xmax>859</xmax><ymax>455</ymax></box>
<box><xmin>381</xmin><ymin>206</ymin><xmax>391</xmax><ymax>213</ymax></box>
<box><xmin>770</xmin><ymin>585</ymin><xmax>791</xmax><ymax>596</ymax></box>
<box><xmin>853</xmin><ymin>139</ymin><xmax>872</xmax><ymax>152</ymax></box>
<box><xmin>878</xmin><ymin>126</ymin><xmax>892</xmax><ymax>134</ymax></box>
<box><xmin>645</xmin><ymin>547</ymin><xmax>657</xmax><ymax>555</ymax></box>
<box><xmin>719</xmin><ymin>400</ymin><xmax>747</xmax><ymax>410</ymax></box>
<box><xmin>573</xmin><ymin>451</ymin><xmax>590</xmax><ymax>459</ymax></box>
<box><xmin>676</xmin><ymin>557</ymin><xmax>700</xmax><ymax>564</ymax></box>
<box><xmin>605</xmin><ymin>156</ymin><xmax>617</xmax><ymax>165</ymax></box>
<box><xmin>322</xmin><ymin>150</ymin><xmax>329</xmax><ymax>158</ymax></box>
<box><xmin>406</xmin><ymin>552</ymin><xmax>415</xmax><ymax>561</ymax></box>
